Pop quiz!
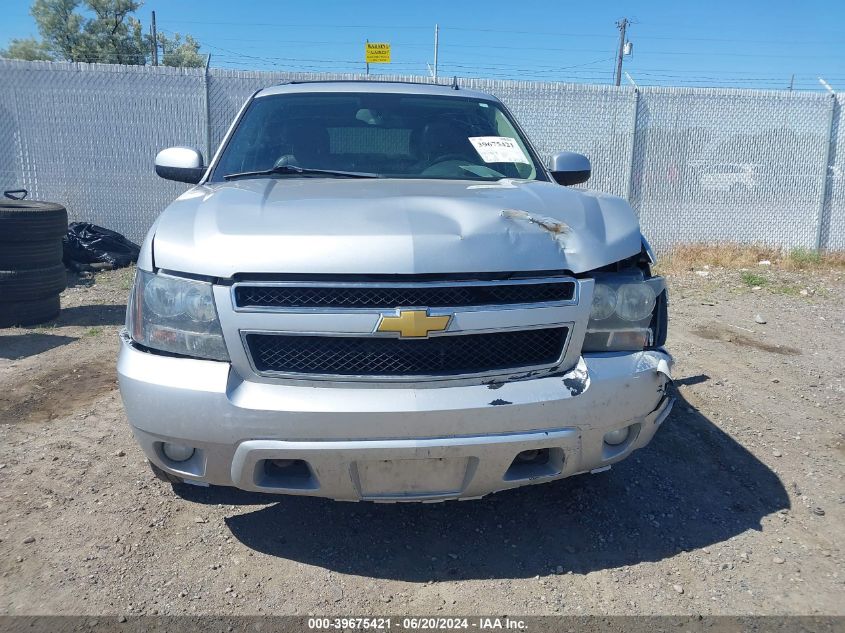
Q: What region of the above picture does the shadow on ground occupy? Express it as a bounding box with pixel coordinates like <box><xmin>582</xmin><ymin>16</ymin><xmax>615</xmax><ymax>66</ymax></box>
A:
<box><xmin>0</xmin><ymin>333</ymin><xmax>78</xmax><ymax>359</ymax></box>
<box><xmin>175</xmin><ymin>388</ymin><xmax>789</xmax><ymax>581</ymax></box>
<box><xmin>55</xmin><ymin>304</ymin><xmax>126</xmax><ymax>327</ymax></box>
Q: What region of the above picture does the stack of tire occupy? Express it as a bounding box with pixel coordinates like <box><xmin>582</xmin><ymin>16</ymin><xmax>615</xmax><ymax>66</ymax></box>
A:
<box><xmin>0</xmin><ymin>201</ymin><xmax>68</xmax><ymax>328</ymax></box>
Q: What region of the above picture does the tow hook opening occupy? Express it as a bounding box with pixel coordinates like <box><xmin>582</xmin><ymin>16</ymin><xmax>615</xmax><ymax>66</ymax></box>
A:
<box><xmin>257</xmin><ymin>458</ymin><xmax>319</xmax><ymax>490</ymax></box>
<box><xmin>504</xmin><ymin>447</ymin><xmax>564</xmax><ymax>482</ymax></box>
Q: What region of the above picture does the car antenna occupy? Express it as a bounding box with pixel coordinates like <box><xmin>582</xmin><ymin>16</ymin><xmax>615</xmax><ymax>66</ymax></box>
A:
<box><xmin>451</xmin><ymin>75</ymin><xmax>459</xmax><ymax>90</ymax></box>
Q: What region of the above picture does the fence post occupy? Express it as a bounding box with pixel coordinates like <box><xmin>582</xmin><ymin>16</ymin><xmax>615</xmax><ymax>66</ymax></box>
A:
<box><xmin>203</xmin><ymin>54</ymin><xmax>212</xmax><ymax>162</ymax></box>
<box><xmin>815</xmin><ymin>93</ymin><xmax>836</xmax><ymax>250</ymax></box>
<box><xmin>625</xmin><ymin>88</ymin><xmax>640</xmax><ymax>204</ymax></box>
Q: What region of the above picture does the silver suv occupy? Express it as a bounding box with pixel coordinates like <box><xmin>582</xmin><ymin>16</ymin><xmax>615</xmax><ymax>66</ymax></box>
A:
<box><xmin>118</xmin><ymin>81</ymin><xmax>673</xmax><ymax>501</ymax></box>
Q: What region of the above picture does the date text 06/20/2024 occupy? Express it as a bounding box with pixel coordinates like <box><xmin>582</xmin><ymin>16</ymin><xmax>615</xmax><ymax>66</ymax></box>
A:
<box><xmin>307</xmin><ymin>617</ymin><xmax>527</xmax><ymax>630</ymax></box>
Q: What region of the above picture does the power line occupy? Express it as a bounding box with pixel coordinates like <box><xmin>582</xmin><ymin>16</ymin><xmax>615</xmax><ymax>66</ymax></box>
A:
<box><xmin>154</xmin><ymin>19</ymin><xmax>843</xmax><ymax>46</ymax></box>
<box><xmin>153</xmin><ymin>25</ymin><xmax>837</xmax><ymax>91</ymax></box>
<box><xmin>442</xmin><ymin>25</ymin><xmax>842</xmax><ymax>46</ymax></box>
<box><xmin>437</xmin><ymin>42</ymin><xmax>835</xmax><ymax>58</ymax></box>
<box><xmin>156</xmin><ymin>20</ymin><xmax>431</xmax><ymax>30</ymax></box>
<box><xmin>207</xmin><ymin>52</ymin><xmax>835</xmax><ymax>85</ymax></box>
<box><xmin>199</xmin><ymin>37</ymin><xmax>837</xmax><ymax>59</ymax></box>
<box><xmin>207</xmin><ymin>57</ymin><xmax>833</xmax><ymax>89</ymax></box>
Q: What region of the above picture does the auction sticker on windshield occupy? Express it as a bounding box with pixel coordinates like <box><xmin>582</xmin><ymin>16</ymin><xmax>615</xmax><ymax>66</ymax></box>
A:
<box><xmin>469</xmin><ymin>136</ymin><xmax>529</xmax><ymax>164</ymax></box>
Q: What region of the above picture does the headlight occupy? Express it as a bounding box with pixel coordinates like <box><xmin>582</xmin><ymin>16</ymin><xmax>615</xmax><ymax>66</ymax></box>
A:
<box><xmin>127</xmin><ymin>270</ymin><xmax>229</xmax><ymax>361</ymax></box>
<box><xmin>143</xmin><ymin>275</ymin><xmax>186</xmax><ymax>318</ymax></box>
<box><xmin>583</xmin><ymin>276</ymin><xmax>665</xmax><ymax>352</ymax></box>
<box><xmin>616</xmin><ymin>283</ymin><xmax>656</xmax><ymax>322</ymax></box>
<box><xmin>590</xmin><ymin>284</ymin><xmax>617</xmax><ymax>321</ymax></box>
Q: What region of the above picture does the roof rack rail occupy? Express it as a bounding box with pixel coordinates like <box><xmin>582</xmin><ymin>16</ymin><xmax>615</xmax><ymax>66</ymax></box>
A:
<box><xmin>270</xmin><ymin>79</ymin><xmax>447</xmax><ymax>87</ymax></box>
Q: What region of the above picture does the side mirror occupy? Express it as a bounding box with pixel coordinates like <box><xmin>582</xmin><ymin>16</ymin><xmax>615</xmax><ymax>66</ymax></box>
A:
<box><xmin>155</xmin><ymin>147</ymin><xmax>205</xmax><ymax>184</ymax></box>
<box><xmin>549</xmin><ymin>151</ymin><xmax>591</xmax><ymax>186</ymax></box>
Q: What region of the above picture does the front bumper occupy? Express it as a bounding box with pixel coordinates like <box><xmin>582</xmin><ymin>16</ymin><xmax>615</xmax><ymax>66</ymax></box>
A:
<box><xmin>117</xmin><ymin>335</ymin><xmax>673</xmax><ymax>501</ymax></box>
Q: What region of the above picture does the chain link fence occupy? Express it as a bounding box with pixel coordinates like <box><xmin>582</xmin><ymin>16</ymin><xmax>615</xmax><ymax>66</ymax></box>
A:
<box><xmin>0</xmin><ymin>60</ymin><xmax>206</xmax><ymax>242</ymax></box>
<box><xmin>2</xmin><ymin>59</ymin><xmax>842</xmax><ymax>250</ymax></box>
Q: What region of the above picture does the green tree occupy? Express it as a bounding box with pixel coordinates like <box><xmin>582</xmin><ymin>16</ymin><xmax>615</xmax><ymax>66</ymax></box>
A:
<box><xmin>157</xmin><ymin>32</ymin><xmax>205</xmax><ymax>68</ymax></box>
<box><xmin>30</xmin><ymin>0</ymin><xmax>84</xmax><ymax>60</ymax></box>
<box><xmin>0</xmin><ymin>37</ymin><xmax>55</xmax><ymax>61</ymax></box>
<box><xmin>73</xmin><ymin>0</ymin><xmax>146</xmax><ymax>64</ymax></box>
<box><xmin>2</xmin><ymin>0</ymin><xmax>204</xmax><ymax>67</ymax></box>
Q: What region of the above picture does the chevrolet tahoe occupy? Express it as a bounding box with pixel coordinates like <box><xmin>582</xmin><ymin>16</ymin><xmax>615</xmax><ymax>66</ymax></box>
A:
<box><xmin>117</xmin><ymin>80</ymin><xmax>674</xmax><ymax>502</ymax></box>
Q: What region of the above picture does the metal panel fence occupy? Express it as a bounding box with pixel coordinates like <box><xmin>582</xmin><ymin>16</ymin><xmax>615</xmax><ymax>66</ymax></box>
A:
<box><xmin>1</xmin><ymin>59</ymin><xmax>842</xmax><ymax>250</ymax></box>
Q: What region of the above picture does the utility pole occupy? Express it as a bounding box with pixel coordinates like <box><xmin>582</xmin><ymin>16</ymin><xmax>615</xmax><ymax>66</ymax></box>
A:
<box><xmin>433</xmin><ymin>24</ymin><xmax>439</xmax><ymax>82</ymax></box>
<box><xmin>614</xmin><ymin>17</ymin><xmax>628</xmax><ymax>86</ymax></box>
<box><xmin>150</xmin><ymin>10</ymin><xmax>158</xmax><ymax>66</ymax></box>
<box><xmin>788</xmin><ymin>74</ymin><xmax>794</xmax><ymax>91</ymax></box>
<box><xmin>204</xmin><ymin>53</ymin><xmax>212</xmax><ymax>160</ymax></box>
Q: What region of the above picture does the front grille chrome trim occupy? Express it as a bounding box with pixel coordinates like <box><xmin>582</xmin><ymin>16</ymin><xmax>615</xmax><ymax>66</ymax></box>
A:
<box><xmin>231</xmin><ymin>276</ymin><xmax>579</xmax><ymax>313</ymax></box>
<box><xmin>239</xmin><ymin>323</ymin><xmax>574</xmax><ymax>383</ymax></box>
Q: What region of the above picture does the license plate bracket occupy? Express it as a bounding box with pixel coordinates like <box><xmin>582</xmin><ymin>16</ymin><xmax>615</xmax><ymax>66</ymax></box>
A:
<box><xmin>354</xmin><ymin>457</ymin><xmax>470</xmax><ymax>498</ymax></box>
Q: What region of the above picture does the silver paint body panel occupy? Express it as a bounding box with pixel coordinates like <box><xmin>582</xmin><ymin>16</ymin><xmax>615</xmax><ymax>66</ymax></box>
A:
<box><xmin>120</xmin><ymin>81</ymin><xmax>671</xmax><ymax>501</ymax></box>
<box><xmin>118</xmin><ymin>335</ymin><xmax>673</xmax><ymax>501</ymax></box>
<box><xmin>149</xmin><ymin>178</ymin><xmax>642</xmax><ymax>277</ymax></box>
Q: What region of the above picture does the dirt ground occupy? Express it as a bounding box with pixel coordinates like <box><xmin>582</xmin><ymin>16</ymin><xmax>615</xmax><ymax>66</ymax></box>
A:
<box><xmin>0</xmin><ymin>262</ymin><xmax>842</xmax><ymax>617</ymax></box>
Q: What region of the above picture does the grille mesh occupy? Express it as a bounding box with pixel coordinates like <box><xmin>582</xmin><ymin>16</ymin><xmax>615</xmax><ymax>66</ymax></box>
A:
<box><xmin>235</xmin><ymin>281</ymin><xmax>575</xmax><ymax>309</ymax></box>
<box><xmin>246</xmin><ymin>327</ymin><xmax>568</xmax><ymax>377</ymax></box>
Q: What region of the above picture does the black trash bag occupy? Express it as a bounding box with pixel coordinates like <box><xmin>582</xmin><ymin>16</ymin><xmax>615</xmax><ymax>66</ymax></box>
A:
<box><xmin>63</xmin><ymin>222</ymin><xmax>141</xmax><ymax>269</ymax></box>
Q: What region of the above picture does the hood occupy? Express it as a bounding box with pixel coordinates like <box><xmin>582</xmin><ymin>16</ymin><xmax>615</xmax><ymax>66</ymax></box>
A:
<box><xmin>151</xmin><ymin>178</ymin><xmax>642</xmax><ymax>277</ymax></box>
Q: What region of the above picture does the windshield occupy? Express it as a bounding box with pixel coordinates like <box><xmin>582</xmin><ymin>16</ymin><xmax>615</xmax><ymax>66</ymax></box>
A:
<box><xmin>211</xmin><ymin>91</ymin><xmax>544</xmax><ymax>182</ymax></box>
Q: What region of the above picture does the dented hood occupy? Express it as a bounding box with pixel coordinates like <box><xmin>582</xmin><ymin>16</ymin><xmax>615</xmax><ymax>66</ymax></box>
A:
<box><xmin>151</xmin><ymin>178</ymin><xmax>642</xmax><ymax>277</ymax></box>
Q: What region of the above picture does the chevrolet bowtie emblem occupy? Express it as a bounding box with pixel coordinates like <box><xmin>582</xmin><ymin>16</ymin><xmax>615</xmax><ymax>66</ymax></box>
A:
<box><xmin>376</xmin><ymin>310</ymin><xmax>451</xmax><ymax>338</ymax></box>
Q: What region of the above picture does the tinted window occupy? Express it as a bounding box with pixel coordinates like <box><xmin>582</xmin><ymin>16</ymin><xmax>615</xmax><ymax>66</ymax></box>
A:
<box><xmin>211</xmin><ymin>91</ymin><xmax>543</xmax><ymax>182</ymax></box>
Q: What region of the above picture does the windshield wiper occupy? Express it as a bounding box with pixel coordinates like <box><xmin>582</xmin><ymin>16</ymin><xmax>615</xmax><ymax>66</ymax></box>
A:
<box><xmin>223</xmin><ymin>165</ymin><xmax>380</xmax><ymax>181</ymax></box>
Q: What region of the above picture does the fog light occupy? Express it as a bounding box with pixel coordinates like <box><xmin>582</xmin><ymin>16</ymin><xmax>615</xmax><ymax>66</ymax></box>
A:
<box><xmin>162</xmin><ymin>442</ymin><xmax>195</xmax><ymax>462</ymax></box>
<box><xmin>514</xmin><ymin>448</ymin><xmax>550</xmax><ymax>465</ymax></box>
<box><xmin>603</xmin><ymin>426</ymin><xmax>630</xmax><ymax>446</ymax></box>
<box><xmin>516</xmin><ymin>449</ymin><xmax>541</xmax><ymax>463</ymax></box>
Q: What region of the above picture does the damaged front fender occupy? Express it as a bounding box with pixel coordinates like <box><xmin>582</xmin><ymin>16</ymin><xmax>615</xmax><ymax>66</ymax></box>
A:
<box><xmin>634</xmin><ymin>348</ymin><xmax>673</xmax><ymax>382</ymax></box>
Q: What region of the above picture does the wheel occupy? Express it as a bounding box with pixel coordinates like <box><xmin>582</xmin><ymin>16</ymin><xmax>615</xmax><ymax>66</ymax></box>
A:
<box><xmin>0</xmin><ymin>201</ymin><xmax>68</xmax><ymax>241</ymax></box>
<box><xmin>0</xmin><ymin>294</ymin><xmax>60</xmax><ymax>328</ymax></box>
<box><xmin>0</xmin><ymin>264</ymin><xmax>67</xmax><ymax>301</ymax></box>
<box><xmin>0</xmin><ymin>239</ymin><xmax>63</xmax><ymax>269</ymax></box>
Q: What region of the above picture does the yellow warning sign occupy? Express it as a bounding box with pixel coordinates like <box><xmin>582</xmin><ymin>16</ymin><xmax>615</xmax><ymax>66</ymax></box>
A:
<box><xmin>365</xmin><ymin>42</ymin><xmax>391</xmax><ymax>63</ymax></box>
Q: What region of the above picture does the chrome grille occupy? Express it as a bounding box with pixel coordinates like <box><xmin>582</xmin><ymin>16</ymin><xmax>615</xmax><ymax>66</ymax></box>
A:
<box><xmin>245</xmin><ymin>327</ymin><xmax>569</xmax><ymax>378</ymax></box>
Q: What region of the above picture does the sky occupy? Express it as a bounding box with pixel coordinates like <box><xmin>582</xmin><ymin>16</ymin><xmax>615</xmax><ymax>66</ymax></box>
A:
<box><xmin>2</xmin><ymin>0</ymin><xmax>843</xmax><ymax>91</ymax></box>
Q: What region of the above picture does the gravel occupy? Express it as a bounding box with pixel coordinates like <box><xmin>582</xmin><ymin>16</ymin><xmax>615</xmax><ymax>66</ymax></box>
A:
<box><xmin>0</xmin><ymin>265</ymin><xmax>843</xmax><ymax>616</ymax></box>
